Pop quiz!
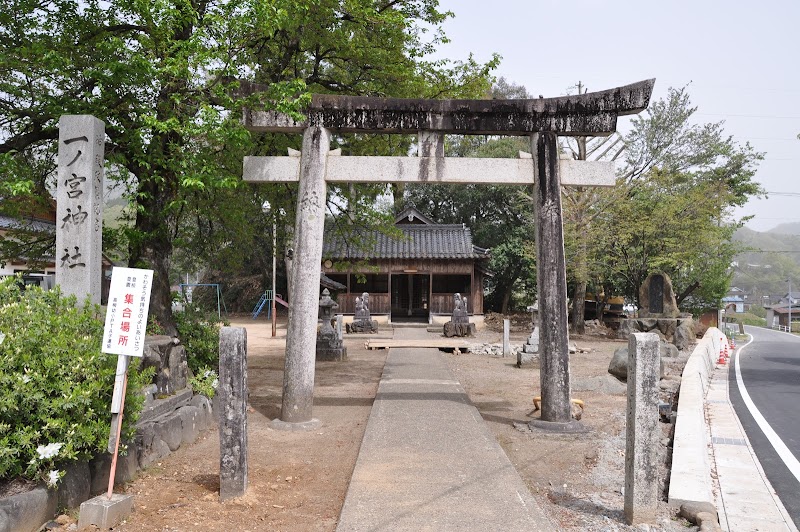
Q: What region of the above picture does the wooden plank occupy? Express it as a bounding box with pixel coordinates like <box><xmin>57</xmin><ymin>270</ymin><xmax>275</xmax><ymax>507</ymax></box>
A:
<box><xmin>364</xmin><ymin>339</ymin><xmax>471</xmax><ymax>351</ymax></box>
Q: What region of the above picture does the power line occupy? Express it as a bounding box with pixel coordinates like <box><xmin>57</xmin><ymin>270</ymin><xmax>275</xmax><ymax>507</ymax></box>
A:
<box><xmin>697</xmin><ymin>113</ymin><xmax>800</xmax><ymax>120</ymax></box>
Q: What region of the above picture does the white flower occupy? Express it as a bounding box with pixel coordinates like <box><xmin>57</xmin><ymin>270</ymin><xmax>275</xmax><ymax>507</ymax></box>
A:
<box><xmin>46</xmin><ymin>470</ymin><xmax>61</xmax><ymax>487</ymax></box>
<box><xmin>203</xmin><ymin>370</ymin><xmax>212</xmax><ymax>378</ymax></box>
<box><xmin>20</xmin><ymin>374</ymin><xmax>30</xmax><ymax>383</ymax></box>
<box><xmin>36</xmin><ymin>442</ymin><xmax>63</xmax><ymax>460</ymax></box>
<box><xmin>211</xmin><ymin>378</ymin><xmax>219</xmax><ymax>389</ymax></box>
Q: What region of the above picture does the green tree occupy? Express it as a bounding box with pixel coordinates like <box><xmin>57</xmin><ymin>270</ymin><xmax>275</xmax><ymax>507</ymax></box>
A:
<box><xmin>0</xmin><ymin>0</ymin><xmax>496</xmax><ymax>332</ymax></box>
<box><xmin>597</xmin><ymin>87</ymin><xmax>765</xmax><ymax>310</ymax></box>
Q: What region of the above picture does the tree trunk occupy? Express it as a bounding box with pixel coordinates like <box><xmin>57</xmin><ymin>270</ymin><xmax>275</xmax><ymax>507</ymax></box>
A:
<box><xmin>129</xmin><ymin>195</ymin><xmax>177</xmax><ymax>336</ymax></box>
<box><xmin>571</xmin><ymin>281</ymin><xmax>586</xmax><ymax>334</ymax></box>
<box><xmin>500</xmin><ymin>286</ymin><xmax>513</xmax><ymax>315</ymax></box>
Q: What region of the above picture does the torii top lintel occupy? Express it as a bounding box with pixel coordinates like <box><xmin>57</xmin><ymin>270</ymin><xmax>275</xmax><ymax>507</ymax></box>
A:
<box><xmin>242</xmin><ymin>79</ymin><xmax>654</xmax><ymax>137</ymax></box>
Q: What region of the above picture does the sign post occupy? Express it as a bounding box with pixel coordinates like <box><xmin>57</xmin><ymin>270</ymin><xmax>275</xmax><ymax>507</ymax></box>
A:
<box><xmin>101</xmin><ymin>267</ymin><xmax>153</xmax><ymax>499</ymax></box>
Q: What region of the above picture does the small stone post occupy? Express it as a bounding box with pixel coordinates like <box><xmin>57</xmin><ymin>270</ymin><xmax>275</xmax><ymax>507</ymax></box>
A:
<box><xmin>624</xmin><ymin>332</ymin><xmax>660</xmax><ymax>524</ymax></box>
<box><xmin>531</xmin><ymin>132</ymin><xmax>573</xmax><ymax>426</ymax></box>
<box><xmin>336</xmin><ymin>314</ymin><xmax>343</xmax><ymax>341</ymax></box>
<box><xmin>280</xmin><ymin>126</ymin><xmax>330</xmax><ymax>426</ymax></box>
<box><xmin>219</xmin><ymin>327</ymin><xmax>248</xmax><ymax>500</ymax></box>
<box><xmin>56</xmin><ymin>115</ymin><xmax>104</xmax><ymax>305</ymax></box>
<box><xmin>503</xmin><ymin>319</ymin><xmax>510</xmax><ymax>357</ymax></box>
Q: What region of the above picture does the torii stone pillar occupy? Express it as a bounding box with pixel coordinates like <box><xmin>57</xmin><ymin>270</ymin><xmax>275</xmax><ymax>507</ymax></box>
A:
<box><xmin>530</xmin><ymin>131</ymin><xmax>574</xmax><ymax>428</ymax></box>
<box><xmin>240</xmin><ymin>80</ymin><xmax>654</xmax><ymax>430</ymax></box>
<box><xmin>274</xmin><ymin>126</ymin><xmax>329</xmax><ymax>428</ymax></box>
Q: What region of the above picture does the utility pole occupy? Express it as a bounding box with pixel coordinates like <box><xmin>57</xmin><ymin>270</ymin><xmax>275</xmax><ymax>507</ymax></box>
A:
<box><xmin>789</xmin><ymin>279</ymin><xmax>792</xmax><ymax>333</ymax></box>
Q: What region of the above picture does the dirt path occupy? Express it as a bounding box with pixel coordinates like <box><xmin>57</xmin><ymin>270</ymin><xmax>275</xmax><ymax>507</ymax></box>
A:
<box><xmin>64</xmin><ymin>320</ymin><xmax>693</xmax><ymax>531</ymax></box>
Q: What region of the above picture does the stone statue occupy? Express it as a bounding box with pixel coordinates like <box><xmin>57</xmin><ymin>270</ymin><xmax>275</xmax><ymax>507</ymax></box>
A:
<box><xmin>444</xmin><ymin>292</ymin><xmax>475</xmax><ymax>337</ymax></box>
<box><xmin>347</xmin><ymin>291</ymin><xmax>378</xmax><ymax>334</ymax></box>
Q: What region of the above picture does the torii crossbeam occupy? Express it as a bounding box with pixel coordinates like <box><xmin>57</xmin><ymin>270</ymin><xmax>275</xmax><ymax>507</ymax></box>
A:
<box><xmin>242</xmin><ymin>79</ymin><xmax>654</xmax><ymax>431</ymax></box>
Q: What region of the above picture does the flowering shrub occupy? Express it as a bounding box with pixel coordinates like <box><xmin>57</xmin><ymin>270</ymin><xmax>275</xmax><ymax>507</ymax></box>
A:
<box><xmin>189</xmin><ymin>367</ymin><xmax>218</xmax><ymax>399</ymax></box>
<box><xmin>175</xmin><ymin>305</ymin><xmax>222</xmax><ymax>374</ymax></box>
<box><xmin>0</xmin><ymin>277</ymin><xmax>152</xmax><ymax>486</ymax></box>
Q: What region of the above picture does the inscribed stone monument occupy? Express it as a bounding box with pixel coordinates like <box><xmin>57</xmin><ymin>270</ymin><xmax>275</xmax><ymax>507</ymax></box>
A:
<box><xmin>56</xmin><ymin>115</ymin><xmax>104</xmax><ymax>305</ymax></box>
<box><xmin>638</xmin><ymin>273</ymin><xmax>679</xmax><ymax>318</ymax></box>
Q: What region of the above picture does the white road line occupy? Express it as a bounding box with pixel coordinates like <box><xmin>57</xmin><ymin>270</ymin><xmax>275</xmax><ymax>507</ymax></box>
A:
<box><xmin>736</xmin><ymin>334</ymin><xmax>800</xmax><ymax>483</ymax></box>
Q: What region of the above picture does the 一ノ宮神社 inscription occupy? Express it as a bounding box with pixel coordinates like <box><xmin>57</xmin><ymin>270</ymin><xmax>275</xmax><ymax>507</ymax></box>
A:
<box><xmin>56</xmin><ymin>115</ymin><xmax>105</xmax><ymax>305</ymax></box>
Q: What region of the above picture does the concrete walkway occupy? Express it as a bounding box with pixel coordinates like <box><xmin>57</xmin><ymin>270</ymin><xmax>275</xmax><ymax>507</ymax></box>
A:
<box><xmin>336</xmin><ymin>328</ymin><xmax>552</xmax><ymax>531</ymax></box>
<box><xmin>707</xmin><ymin>360</ymin><xmax>798</xmax><ymax>531</ymax></box>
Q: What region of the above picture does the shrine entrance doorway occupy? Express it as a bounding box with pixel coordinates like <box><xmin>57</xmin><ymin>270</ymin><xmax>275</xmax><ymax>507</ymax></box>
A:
<box><xmin>391</xmin><ymin>273</ymin><xmax>429</xmax><ymax>323</ymax></box>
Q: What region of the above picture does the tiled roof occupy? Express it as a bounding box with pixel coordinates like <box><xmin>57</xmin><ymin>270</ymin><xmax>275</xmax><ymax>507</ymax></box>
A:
<box><xmin>323</xmin><ymin>224</ymin><xmax>489</xmax><ymax>260</ymax></box>
<box><xmin>0</xmin><ymin>215</ymin><xmax>56</xmax><ymax>234</ymax></box>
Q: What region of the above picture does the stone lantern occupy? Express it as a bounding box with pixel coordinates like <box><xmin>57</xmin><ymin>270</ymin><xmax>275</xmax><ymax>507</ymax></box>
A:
<box><xmin>316</xmin><ymin>289</ymin><xmax>347</xmax><ymax>361</ymax></box>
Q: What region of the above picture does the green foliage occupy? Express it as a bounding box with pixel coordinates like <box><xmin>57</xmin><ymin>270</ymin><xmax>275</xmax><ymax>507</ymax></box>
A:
<box><xmin>0</xmin><ymin>277</ymin><xmax>152</xmax><ymax>484</ymax></box>
<box><xmin>737</xmin><ymin>313</ymin><xmax>766</xmax><ymax>327</ymax></box>
<box><xmin>0</xmin><ymin>0</ymin><xmax>497</xmax><ymax>334</ymax></box>
<box><xmin>189</xmin><ymin>367</ymin><xmax>218</xmax><ymax>399</ymax></box>
<box><xmin>175</xmin><ymin>306</ymin><xmax>222</xmax><ymax>375</ymax></box>
<box><xmin>748</xmin><ymin>305</ymin><xmax>767</xmax><ymax>318</ymax></box>
<box><xmin>595</xmin><ymin>87</ymin><xmax>764</xmax><ymax>308</ymax></box>
<box><xmin>402</xmin><ymin>125</ymin><xmax>535</xmax><ymax>312</ymax></box>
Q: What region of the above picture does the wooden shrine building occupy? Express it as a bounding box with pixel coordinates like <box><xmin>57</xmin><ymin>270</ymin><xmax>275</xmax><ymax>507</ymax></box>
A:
<box><xmin>321</xmin><ymin>207</ymin><xmax>489</xmax><ymax>323</ymax></box>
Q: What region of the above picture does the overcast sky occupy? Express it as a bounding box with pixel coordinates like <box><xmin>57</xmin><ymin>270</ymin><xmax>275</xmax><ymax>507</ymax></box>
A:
<box><xmin>433</xmin><ymin>0</ymin><xmax>799</xmax><ymax>232</ymax></box>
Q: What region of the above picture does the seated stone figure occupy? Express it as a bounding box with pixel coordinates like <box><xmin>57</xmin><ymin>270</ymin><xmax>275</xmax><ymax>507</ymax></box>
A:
<box><xmin>354</xmin><ymin>292</ymin><xmax>371</xmax><ymax>320</ymax></box>
<box><xmin>444</xmin><ymin>292</ymin><xmax>475</xmax><ymax>337</ymax></box>
<box><xmin>347</xmin><ymin>291</ymin><xmax>378</xmax><ymax>334</ymax></box>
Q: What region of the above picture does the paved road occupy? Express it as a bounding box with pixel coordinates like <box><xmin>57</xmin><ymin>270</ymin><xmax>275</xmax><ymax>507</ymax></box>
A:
<box><xmin>734</xmin><ymin>326</ymin><xmax>800</xmax><ymax>526</ymax></box>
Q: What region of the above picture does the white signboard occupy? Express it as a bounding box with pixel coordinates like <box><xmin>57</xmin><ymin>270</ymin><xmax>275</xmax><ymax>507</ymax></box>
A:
<box><xmin>102</xmin><ymin>267</ymin><xmax>153</xmax><ymax>357</ymax></box>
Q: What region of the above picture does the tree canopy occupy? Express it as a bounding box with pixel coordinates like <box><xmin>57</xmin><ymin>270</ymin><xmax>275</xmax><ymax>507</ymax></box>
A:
<box><xmin>0</xmin><ymin>0</ymin><xmax>497</xmax><ymax>331</ymax></box>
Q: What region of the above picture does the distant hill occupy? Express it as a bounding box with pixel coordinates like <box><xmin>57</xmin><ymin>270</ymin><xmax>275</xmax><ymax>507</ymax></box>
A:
<box><xmin>731</xmin><ymin>226</ymin><xmax>800</xmax><ymax>302</ymax></box>
<box><xmin>766</xmin><ymin>222</ymin><xmax>800</xmax><ymax>236</ymax></box>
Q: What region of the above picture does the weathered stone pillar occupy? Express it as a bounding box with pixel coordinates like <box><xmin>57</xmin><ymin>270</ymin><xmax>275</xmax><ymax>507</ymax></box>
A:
<box><xmin>624</xmin><ymin>332</ymin><xmax>660</xmax><ymax>524</ymax></box>
<box><xmin>503</xmin><ymin>319</ymin><xmax>510</xmax><ymax>357</ymax></box>
<box><xmin>531</xmin><ymin>132</ymin><xmax>572</xmax><ymax>425</ymax></box>
<box><xmin>279</xmin><ymin>126</ymin><xmax>330</xmax><ymax>426</ymax></box>
<box><xmin>56</xmin><ymin>115</ymin><xmax>104</xmax><ymax>305</ymax></box>
<box><xmin>219</xmin><ymin>327</ymin><xmax>248</xmax><ymax>500</ymax></box>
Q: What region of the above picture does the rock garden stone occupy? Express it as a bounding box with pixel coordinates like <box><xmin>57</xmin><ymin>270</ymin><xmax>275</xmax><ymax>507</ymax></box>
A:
<box><xmin>56</xmin><ymin>461</ymin><xmax>90</xmax><ymax>510</ymax></box>
<box><xmin>608</xmin><ymin>346</ymin><xmax>665</xmax><ymax>382</ymax></box>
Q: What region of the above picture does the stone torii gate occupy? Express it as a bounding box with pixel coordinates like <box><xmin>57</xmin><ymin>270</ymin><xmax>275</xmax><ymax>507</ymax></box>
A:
<box><xmin>242</xmin><ymin>79</ymin><xmax>654</xmax><ymax>430</ymax></box>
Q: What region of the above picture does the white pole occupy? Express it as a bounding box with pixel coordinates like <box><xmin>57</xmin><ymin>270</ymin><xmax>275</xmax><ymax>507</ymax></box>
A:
<box><xmin>272</xmin><ymin>221</ymin><xmax>277</xmax><ymax>337</ymax></box>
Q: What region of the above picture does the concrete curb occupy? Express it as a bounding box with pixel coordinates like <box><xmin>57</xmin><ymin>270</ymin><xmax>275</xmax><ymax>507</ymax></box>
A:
<box><xmin>668</xmin><ymin>327</ymin><xmax>725</xmax><ymax>507</ymax></box>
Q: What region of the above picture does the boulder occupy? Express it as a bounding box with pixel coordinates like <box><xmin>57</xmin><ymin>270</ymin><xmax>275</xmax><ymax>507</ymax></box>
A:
<box><xmin>57</xmin><ymin>461</ymin><xmax>90</xmax><ymax>510</ymax></box>
<box><xmin>674</xmin><ymin>319</ymin><xmax>695</xmax><ymax>350</ymax></box>
<box><xmin>660</xmin><ymin>342</ymin><xmax>679</xmax><ymax>359</ymax></box>
<box><xmin>608</xmin><ymin>346</ymin><xmax>666</xmax><ymax>382</ymax></box>
<box><xmin>657</xmin><ymin>319</ymin><xmax>677</xmax><ymax>339</ymax></box>
<box><xmin>616</xmin><ymin>319</ymin><xmax>637</xmax><ymax>340</ymax></box>
<box><xmin>637</xmin><ymin>318</ymin><xmax>658</xmax><ymax>332</ymax></box>
<box><xmin>443</xmin><ymin>322</ymin><xmax>476</xmax><ymax>337</ymax></box>
<box><xmin>140</xmin><ymin>336</ymin><xmax>189</xmax><ymax>396</ymax></box>
<box><xmin>178</xmin><ymin>405</ymin><xmax>201</xmax><ymax>445</ymax></box>
<box><xmin>154</xmin><ymin>412</ymin><xmax>184</xmax><ymax>452</ymax></box>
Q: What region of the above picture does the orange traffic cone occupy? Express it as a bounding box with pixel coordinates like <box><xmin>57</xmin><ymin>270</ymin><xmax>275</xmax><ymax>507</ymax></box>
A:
<box><xmin>718</xmin><ymin>352</ymin><xmax>727</xmax><ymax>364</ymax></box>
<box><xmin>724</xmin><ymin>343</ymin><xmax>730</xmax><ymax>359</ymax></box>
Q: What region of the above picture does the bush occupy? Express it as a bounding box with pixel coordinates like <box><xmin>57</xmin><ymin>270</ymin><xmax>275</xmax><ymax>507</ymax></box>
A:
<box><xmin>737</xmin><ymin>313</ymin><xmax>766</xmax><ymax>327</ymax></box>
<box><xmin>0</xmin><ymin>277</ymin><xmax>152</xmax><ymax>485</ymax></box>
<box><xmin>175</xmin><ymin>304</ymin><xmax>223</xmax><ymax>375</ymax></box>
